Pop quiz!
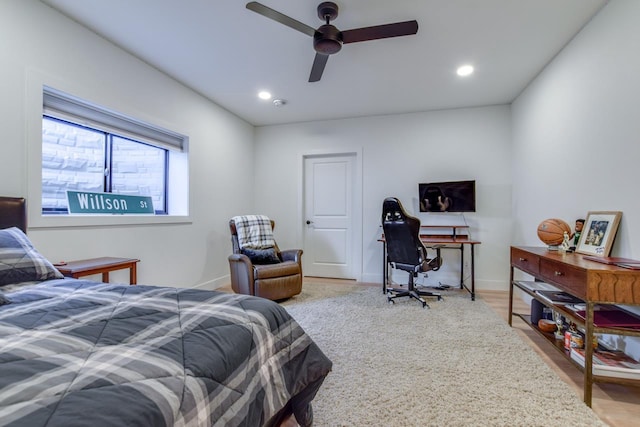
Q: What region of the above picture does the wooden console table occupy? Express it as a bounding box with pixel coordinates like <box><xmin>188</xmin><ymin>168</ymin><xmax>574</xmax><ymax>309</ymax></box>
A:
<box><xmin>380</xmin><ymin>225</ymin><xmax>481</xmax><ymax>300</ymax></box>
<box><xmin>56</xmin><ymin>257</ymin><xmax>140</xmax><ymax>285</ymax></box>
<box><xmin>509</xmin><ymin>246</ymin><xmax>640</xmax><ymax>407</ymax></box>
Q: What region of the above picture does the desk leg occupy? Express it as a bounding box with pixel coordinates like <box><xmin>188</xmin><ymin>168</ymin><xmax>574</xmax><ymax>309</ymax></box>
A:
<box><xmin>470</xmin><ymin>244</ymin><xmax>475</xmax><ymax>301</ymax></box>
<box><xmin>458</xmin><ymin>244</ymin><xmax>475</xmax><ymax>301</ymax></box>
<box><xmin>130</xmin><ymin>263</ymin><xmax>137</xmax><ymax>285</ymax></box>
<box><xmin>382</xmin><ymin>241</ymin><xmax>387</xmax><ymax>294</ymax></box>
<box><xmin>459</xmin><ymin>245</ymin><xmax>464</xmax><ymax>289</ymax></box>
<box><xmin>102</xmin><ymin>272</ymin><xmax>110</xmax><ymax>283</ymax></box>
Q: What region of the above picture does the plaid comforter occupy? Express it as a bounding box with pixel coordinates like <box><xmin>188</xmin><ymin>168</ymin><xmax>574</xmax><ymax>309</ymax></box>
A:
<box><xmin>0</xmin><ymin>279</ymin><xmax>331</xmax><ymax>427</ymax></box>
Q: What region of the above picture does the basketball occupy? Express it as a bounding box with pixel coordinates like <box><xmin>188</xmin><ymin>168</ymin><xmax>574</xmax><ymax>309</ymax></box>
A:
<box><xmin>537</xmin><ymin>218</ymin><xmax>571</xmax><ymax>246</ymax></box>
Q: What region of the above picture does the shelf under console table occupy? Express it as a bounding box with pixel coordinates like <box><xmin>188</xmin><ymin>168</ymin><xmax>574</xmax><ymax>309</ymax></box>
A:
<box><xmin>509</xmin><ymin>246</ymin><xmax>640</xmax><ymax>407</ymax></box>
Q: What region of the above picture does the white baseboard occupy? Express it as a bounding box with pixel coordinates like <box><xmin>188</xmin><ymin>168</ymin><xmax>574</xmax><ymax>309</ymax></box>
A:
<box><xmin>360</xmin><ymin>272</ymin><xmax>508</xmax><ymax>292</ymax></box>
<box><xmin>191</xmin><ymin>274</ymin><xmax>229</xmax><ymax>291</ymax></box>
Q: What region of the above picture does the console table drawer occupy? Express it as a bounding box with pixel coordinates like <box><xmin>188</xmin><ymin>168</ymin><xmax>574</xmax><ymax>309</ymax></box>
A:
<box><xmin>540</xmin><ymin>259</ymin><xmax>586</xmax><ymax>298</ymax></box>
<box><xmin>511</xmin><ymin>247</ymin><xmax>539</xmax><ymax>276</ymax></box>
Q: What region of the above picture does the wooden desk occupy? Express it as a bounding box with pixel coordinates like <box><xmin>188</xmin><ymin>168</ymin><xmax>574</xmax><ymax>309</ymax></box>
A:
<box><xmin>56</xmin><ymin>257</ymin><xmax>140</xmax><ymax>285</ymax></box>
<box><xmin>509</xmin><ymin>246</ymin><xmax>640</xmax><ymax>406</ymax></box>
<box><xmin>421</xmin><ymin>234</ymin><xmax>481</xmax><ymax>300</ymax></box>
<box><xmin>380</xmin><ymin>227</ymin><xmax>481</xmax><ymax>300</ymax></box>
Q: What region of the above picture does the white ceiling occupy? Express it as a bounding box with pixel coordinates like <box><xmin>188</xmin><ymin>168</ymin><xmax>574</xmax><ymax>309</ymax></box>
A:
<box><xmin>41</xmin><ymin>0</ymin><xmax>607</xmax><ymax>126</ymax></box>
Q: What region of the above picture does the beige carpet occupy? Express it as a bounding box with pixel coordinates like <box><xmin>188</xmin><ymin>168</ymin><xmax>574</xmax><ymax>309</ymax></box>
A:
<box><xmin>281</xmin><ymin>283</ymin><xmax>606</xmax><ymax>427</ymax></box>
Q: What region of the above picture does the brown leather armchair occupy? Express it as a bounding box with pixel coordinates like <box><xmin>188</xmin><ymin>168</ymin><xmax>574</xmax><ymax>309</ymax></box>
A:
<box><xmin>228</xmin><ymin>218</ymin><xmax>303</xmax><ymax>301</ymax></box>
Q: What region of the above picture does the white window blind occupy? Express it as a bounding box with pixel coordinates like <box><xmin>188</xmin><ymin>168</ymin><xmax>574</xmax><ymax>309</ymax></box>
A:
<box><xmin>43</xmin><ymin>86</ymin><xmax>186</xmax><ymax>151</ymax></box>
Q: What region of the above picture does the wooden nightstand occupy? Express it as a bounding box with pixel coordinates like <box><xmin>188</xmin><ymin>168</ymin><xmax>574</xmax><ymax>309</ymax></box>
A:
<box><xmin>56</xmin><ymin>257</ymin><xmax>140</xmax><ymax>285</ymax></box>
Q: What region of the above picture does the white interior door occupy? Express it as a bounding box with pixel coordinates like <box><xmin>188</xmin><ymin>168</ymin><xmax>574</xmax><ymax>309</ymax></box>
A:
<box><xmin>303</xmin><ymin>154</ymin><xmax>355</xmax><ymax>279</ymax></box>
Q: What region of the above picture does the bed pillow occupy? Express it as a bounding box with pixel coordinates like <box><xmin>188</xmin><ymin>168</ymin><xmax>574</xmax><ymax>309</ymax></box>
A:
<box><xmin>241</xmin><ymin>247</ymin><xmax>281</xmax><ymax>265</ymax></box>
<box><xmin>0</xmin><ymin>227</ymin><xmax>64</xmax><ymax>286</ymax></box>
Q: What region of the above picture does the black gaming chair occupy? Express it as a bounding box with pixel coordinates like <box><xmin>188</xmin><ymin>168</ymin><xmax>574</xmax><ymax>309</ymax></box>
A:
<box><xmin>382</xmin><ymin>197</ymin><xmax>443</xmax><ymax>308</ymax></box>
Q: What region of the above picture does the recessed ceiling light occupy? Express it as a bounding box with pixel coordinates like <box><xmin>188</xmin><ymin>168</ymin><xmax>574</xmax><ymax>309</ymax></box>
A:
<box><xmin>258</xmin><ymin>91</ymin><xmax>272</xmax><ymax>100</ymax></box>
<box><xmin>457</xmin><ymin>65</ymin><xmax>474</xmax><ymax>77</ymax></box>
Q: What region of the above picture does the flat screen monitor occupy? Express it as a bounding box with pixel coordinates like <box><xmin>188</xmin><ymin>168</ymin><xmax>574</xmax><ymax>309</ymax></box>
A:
<box><xmin>419</xmin><ymin>180</ymin><xmax>476</xmax><ymax>212</ymax></box>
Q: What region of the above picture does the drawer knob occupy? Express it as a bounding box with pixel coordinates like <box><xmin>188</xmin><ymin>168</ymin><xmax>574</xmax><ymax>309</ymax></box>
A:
<box><xmin>519</xmin><ymin>257</ymin><xmax>526</xmax><ymax>262</ymax></box>
<box><xmin>555</xmin><ymin>271</ymin><xmax>563</xmax><ymax>276</ymax></box>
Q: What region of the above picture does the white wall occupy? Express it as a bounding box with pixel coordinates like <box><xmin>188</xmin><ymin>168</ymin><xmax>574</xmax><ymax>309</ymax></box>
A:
<box><xmin>4</xmin><ymin>0</ymin><xmax>634</xmax><ymax>299</ymax></box>
<box><xmin>512</xmin><ymin>0</ymin><xmax>640</xmax><ymax>257</ymax></box>
<box><xmin>512</xmin><ymin>0</ymin><xmax>640</xmax><ymax>356</ymax></box>
<box><xmin>254</xmin><ymin>106</ymin><xmax>513</xmax><ymax>290</ymax></box>
<box><xmin>0</xmin><ymin>0</ymin><xmax>255</xmax><ymax>288</ymax></box>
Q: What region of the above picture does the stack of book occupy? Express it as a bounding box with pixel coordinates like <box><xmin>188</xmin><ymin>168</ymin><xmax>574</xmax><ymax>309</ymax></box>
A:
<box><xmin>571</xmin><ymin>307</ymin><xmax>640</xmax><ymax>329</ymax></box>
<box><xmin>514</xmin><ymin>280</ymin><xmax>559</xmax><ymax>293</ymax></box>
<box><xmin>570</xmin><ymin>348</ymin><xmax>640</xmax><ymax>379</ymax></box>
<box><xmin>583</xmin><ymin>255</ymin><xmax>640</xmax><ymax>270</ymax></box>
<box><xmin>535</xmin><ymin>290</ymin><xmax>584</xmax><ymax>305</ymax></box>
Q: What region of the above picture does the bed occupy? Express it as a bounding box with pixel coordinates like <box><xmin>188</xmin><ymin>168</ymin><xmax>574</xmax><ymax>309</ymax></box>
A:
<box><xmin>0</xmin><ymin>197</ymin><xmax>331</xmax><ymax>427</ymax></box>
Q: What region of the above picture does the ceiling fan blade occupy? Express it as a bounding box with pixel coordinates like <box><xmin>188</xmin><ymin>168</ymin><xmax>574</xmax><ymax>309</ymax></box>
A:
<box><xmin>341</xmin><ymin>20</ymin><xmax>418</xmax><ymax>44</ymax></box>
<box><xmin>309</xmin><ymin>53</ymin><xmax>329</xmax><ymax>82</ymax></box>
<box><xmin>246</xmin><ymin>2</ymin><xmax>316</xmax><ymax>37</ymax></box>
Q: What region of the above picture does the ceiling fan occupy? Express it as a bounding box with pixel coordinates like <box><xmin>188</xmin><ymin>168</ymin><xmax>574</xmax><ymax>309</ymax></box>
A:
<box><xmin>246</xmin><ymin>1</ymin><xmax>419</xmax><ymax>82</ymax></box>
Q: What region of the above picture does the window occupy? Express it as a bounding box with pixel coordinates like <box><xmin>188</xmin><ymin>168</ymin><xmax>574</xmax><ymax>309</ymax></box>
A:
<box><xmin>42</xmin><ymin>87</ymin><xmax>186</xmax><ymax>215</ymax></box>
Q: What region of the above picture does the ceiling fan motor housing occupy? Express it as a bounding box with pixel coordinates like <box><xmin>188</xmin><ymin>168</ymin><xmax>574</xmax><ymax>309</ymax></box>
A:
<box><xmin>314</xmin><ymin>24</ymin><xmax>343</xmax><ymax>54</ymax></box>
<box><xmin>317</xmin><ymin>2</ymin><xmax>339</xmax><ymax>21</ymax></box>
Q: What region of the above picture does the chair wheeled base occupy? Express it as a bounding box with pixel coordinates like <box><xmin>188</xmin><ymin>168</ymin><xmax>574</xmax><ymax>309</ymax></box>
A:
<box><xmin>386</xmin><ymin>273</ymin><xmax>442</xmax><ymax>308</ymax></box>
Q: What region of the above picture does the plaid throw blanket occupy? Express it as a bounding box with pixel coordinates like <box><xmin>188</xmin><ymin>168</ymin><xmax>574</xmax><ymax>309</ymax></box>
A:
<box><xmin>232</xmin><ymin>215</ymin><xmax>275</xmax><ymax>249</ymax></box>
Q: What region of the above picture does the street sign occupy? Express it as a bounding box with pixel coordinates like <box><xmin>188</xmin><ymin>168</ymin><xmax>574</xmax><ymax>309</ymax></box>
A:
<box><xmin>66</xmin><ymin>191</ymin><xmax>154</xmax><ymax>214</ymax></box>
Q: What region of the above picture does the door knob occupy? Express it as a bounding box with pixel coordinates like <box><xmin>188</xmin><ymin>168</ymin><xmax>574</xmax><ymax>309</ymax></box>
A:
<box><xmin>306</xmin><ymin>220</ymin><xmax>313</xmax><ymax>225</ymax></box>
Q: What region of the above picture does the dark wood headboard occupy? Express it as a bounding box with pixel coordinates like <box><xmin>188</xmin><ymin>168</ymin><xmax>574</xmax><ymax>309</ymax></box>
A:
<box><xmin>0</xmin><ymin>197</ymin><xmax>27</xmax><ymax>233</ymax></box>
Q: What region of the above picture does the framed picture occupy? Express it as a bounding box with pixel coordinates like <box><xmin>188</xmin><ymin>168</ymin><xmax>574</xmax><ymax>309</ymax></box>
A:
<box><xmin>576</xmin><ymin>211</ymin><xmax>622</xmax><ymax>257</ymax></box>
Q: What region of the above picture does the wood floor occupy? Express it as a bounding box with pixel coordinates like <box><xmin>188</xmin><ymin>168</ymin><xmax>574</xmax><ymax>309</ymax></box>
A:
<box><xmin>480</xmin><ymin>289</ymin><xmax>640</xmax><ymax>427</ymax></box>
<box><xmin>274</xmin><ymin>279</ymin><xmax>640</xmax><ymax>427</ymax></box>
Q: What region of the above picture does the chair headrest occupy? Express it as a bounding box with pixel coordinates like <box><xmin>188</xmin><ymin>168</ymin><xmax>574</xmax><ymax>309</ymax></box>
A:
<box><xmin>382</xmin><ymin>197</ymin><xmax>412</xmax><ymax>224</ymax></box>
